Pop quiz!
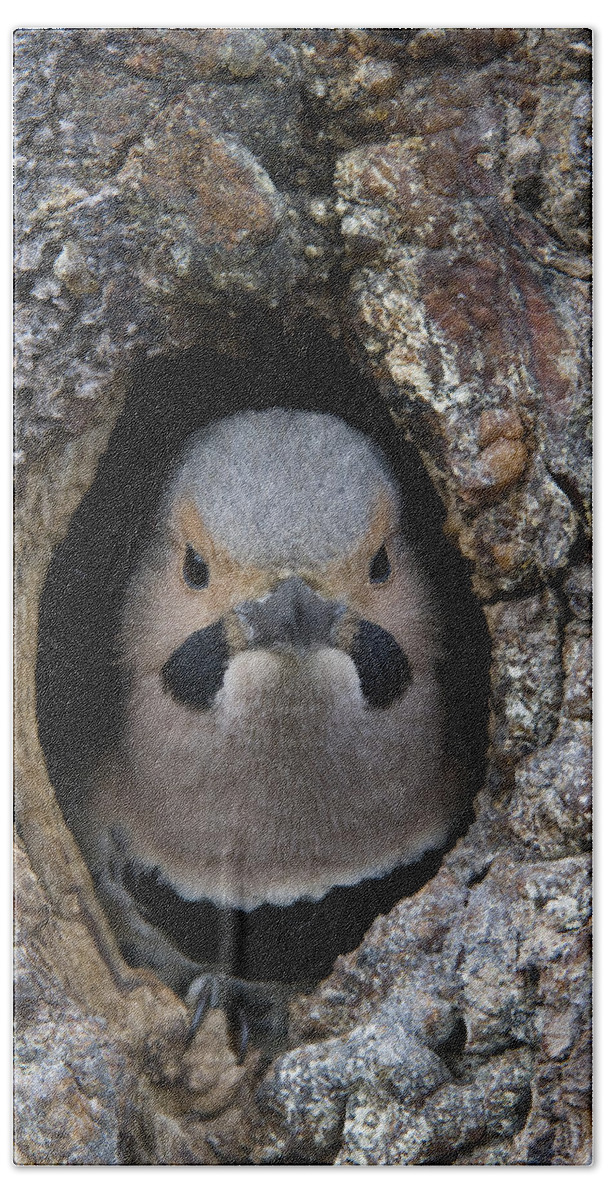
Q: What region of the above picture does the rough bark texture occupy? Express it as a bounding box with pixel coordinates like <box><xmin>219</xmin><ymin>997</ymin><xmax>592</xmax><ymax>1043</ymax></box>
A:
<box><xmin>14</xmin><ymin>28</ymin><xmax>591</xmax><ymax>1165</ymax></box>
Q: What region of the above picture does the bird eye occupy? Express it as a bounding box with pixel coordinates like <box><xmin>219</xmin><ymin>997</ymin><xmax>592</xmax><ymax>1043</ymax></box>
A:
<box><xmin>183</xmin><ymin>545</ymin><xmax>209</xmax><ymax>589</ymax></box>
<box><xmin>369</xmin><ymin>543</ymin><xmax>391</xmax><ymax>585</ymax></box>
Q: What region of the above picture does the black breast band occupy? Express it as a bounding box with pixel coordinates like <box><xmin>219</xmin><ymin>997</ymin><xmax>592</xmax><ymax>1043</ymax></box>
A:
<box><xmin>123</xmin><ymin>847</ymin><xmax>445</xmax><ymax>990</ymax></box>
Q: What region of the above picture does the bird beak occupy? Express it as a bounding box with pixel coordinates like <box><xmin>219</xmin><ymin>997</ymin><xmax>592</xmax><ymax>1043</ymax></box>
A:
<box><xmin>235</xmin><ymin>576</ymin><xmax>347</xmax><ymax>653</ymax></box>
<box><xmin>161</xmin><ymin>578</ymin><xmax>411</xmax><ymax>712</ymax></box>
<box><xmin>234</xmin><ymin>580</ymin><xmax>411</xmax><ymax>708</ymax></box>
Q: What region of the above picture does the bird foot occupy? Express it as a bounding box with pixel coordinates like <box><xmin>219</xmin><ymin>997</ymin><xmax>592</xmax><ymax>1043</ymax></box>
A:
<box><xmin>185</xmin><ymin>972</ymin><xmax>290</xmax><ymax>1060</ymax></box>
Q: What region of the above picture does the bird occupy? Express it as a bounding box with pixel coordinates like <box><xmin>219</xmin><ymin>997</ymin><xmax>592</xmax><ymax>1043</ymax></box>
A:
<box><xmin>72</xmin><ymin>406</ymin><xmax>470</xmax><ymax>1052</ymax></box>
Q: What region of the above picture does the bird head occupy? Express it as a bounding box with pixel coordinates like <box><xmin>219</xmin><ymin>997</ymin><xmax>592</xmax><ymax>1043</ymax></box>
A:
<box><xmin>122</xmin><ymin>409</ymin><xmax>429</xmax><ymax>713</ymax></box>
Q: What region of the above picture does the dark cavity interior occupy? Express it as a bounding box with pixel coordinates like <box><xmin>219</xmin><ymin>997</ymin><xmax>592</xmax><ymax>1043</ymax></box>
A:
<box><xmin>36</xmin><ymin>312</ymin><xmax>491</xmax><ymax>989</ymax></box>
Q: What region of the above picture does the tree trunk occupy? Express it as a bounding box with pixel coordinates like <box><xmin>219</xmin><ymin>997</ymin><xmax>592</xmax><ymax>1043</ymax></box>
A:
<box><xmin>14</xmin><ymin>28</ymin><xmax>591</xmax><ymax>1165</ymax></box>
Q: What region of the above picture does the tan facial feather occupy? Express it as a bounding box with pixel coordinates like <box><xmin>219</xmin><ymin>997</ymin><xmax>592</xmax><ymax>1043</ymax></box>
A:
<box><xmin>122</xmin><ymin>497</ymin><xmax>275</xmax><ymax>675</ymax></box>
<box><xmin>318</xmin><ymin>490</ymin><xmax>440</xmax><ymax>671</ymax></box>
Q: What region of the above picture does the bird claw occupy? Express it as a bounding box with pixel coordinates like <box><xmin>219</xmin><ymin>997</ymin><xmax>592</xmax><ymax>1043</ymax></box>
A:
<box><xmin>230</xmin><ymin>1007</ymin><xmax>250</xmax><ymax>1064</ymax></box>
<box><xmin>185</xmin><ymin>974</ymin><xmax>221</xmax><ymax>1043</ymax></box>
